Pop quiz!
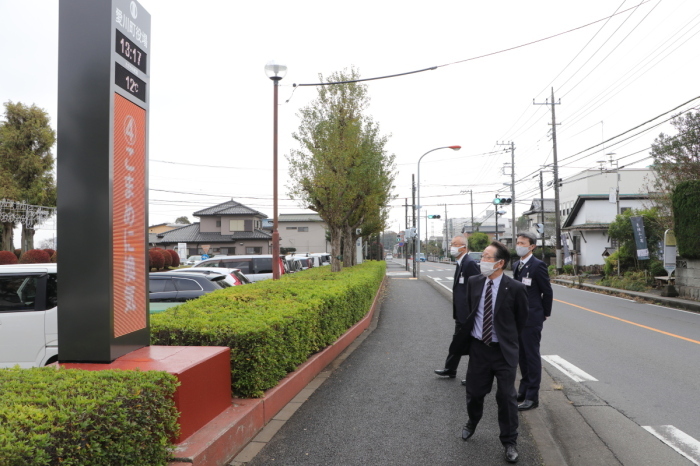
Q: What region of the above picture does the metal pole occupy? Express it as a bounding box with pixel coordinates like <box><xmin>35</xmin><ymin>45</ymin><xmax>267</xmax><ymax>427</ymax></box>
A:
<box><xmin>272</xmin><ymin>77</ymin><xmax>281</xmax><ymax>279</ymax></box>
<box><xmin>539</xmin><ymin>171</ymin><xmax>545</xmax><ymax>260</ymax></box>
<box><xmin>412</xmin><ymin>174</ymin><xmax>416</xmax><ymax>278</ymax></box>
<box><xmin>616</xmin><ymin>162</ymin><xmax>621</xmax><ymax>277</ymax></box>
<box><xmin>511</xmin><ymin>142</ymin><xmax>516</xmax><ymax>247</ymax></box>
<box><xmin>550</xmin><ymin>88</ymin><xmax>563</xmax><ymax>272</ymax></box>
<box><xmin>495</xmin><ymin>207</ymin><xmax>499</xmax><ymax>241</ymax></box>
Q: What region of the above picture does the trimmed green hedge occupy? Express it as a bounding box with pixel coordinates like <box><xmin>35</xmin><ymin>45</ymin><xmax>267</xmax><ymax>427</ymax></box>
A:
<box><xmin>672</xmin><ymin>180</ymin><xmax>700</xmax><ymax>259</ymax></box>
<box><xmin>151</xmin><ymin>261</ymin><xmax>386</xmax><ymax>398</ymax></box>
<box><xmin>0</xmin><ymin>368</ymin><xmax>179</xmax><ymax>466</ymax></box>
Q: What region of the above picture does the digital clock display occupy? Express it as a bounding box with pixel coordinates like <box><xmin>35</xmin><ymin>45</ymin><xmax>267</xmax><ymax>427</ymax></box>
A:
<box><xmin>115</xmin><ymin>62</ymin><xmax>147</xmax><ymax>102</ymax></box>
<box><xmin>115</xmin><ymin>29</ymin><xmax>147</xmax><ymax>74</ymax></box>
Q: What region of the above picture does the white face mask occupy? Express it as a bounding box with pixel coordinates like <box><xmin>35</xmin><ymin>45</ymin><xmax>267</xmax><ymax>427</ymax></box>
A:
<box><xmin>479</xmin><ymin>260</ymin><xmax>501</xmax><ymax>277</ymax></box>
<box><xmin>516</xmin><ymin>246</ymin><xmax>531</xmax><ymax>257</ymax></box>
<box><xmin>450</xmin><ymin>246</ymin><xmax>463</xmax><ymax>257</ymax></box>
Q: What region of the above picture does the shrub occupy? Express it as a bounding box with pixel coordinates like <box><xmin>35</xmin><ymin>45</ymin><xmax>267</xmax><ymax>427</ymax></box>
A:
<box><xmin>158</xmin><ymin>249</ymin><xmax>172</xmax><ymax>269</ymax></box>
<box><xmin>166</xmin><ymin>249</ymin><xmax>180</xmax><ymax>267</ymax></box>
<box><xmin>50</xmin><ymin>251</ymin><xmax>57</xmax><ymax>263</ymax></box>
<box><xmin>0</xmin><ymin>251</ymin><xmax>18</xmax><ymax>265</ymax></box>
<box><xmin>18</xmin><ymin>249</ymin><xmax>51</xmax><ymax>264</ymax></box>
<box><xmin>0</xmin><ymin>367</ymin><xmax>179</xmax><ymax>465</ymax></box>
<box><xmin>13</xmin><ymin>249</ymin><xmax>21</xmax><ymax>259</ymax></box>
<box><xmin>547</xmin><ymin>265</ymin><xmax>556</xmax><ymax>277</ymax></box>
<box><xmin>42</xmin><ymin>248</ymin><xmax>56</xmax><ymax>257</ymax></box>
<box><xmin>151</xmin><ymin>261</ymin><xmax>386</xmax><ymax>398</ymax></box>
<box><xmin>562</xmin><ymin>264</ymin><xmax>574</xmax><ymax>275</ymax></box>
<box><xmin>672</xmin><ymin>180</ymin><xmax>700</xmax><ymax>259</ymax></box>
<box><xmin>149</xmin><ymin>249</ymin><xmax>164</xmax><ymax>270</ymax></box>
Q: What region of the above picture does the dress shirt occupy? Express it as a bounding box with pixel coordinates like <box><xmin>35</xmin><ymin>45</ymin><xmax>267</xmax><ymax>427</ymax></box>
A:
<box><xmin>471</xmin><ymin>273</ymin><xmax>503</xmax><ymax>342</ymax></box>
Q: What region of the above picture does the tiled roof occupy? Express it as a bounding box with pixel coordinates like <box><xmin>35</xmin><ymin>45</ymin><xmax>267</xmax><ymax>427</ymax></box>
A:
<box><xmin>151</xmin><ymin>223</ymin><xmax>271</xmax><ymax>244</ymax></box>
<box><xmin>193</xmin><ymin>200</ymin><xmax>267</xmax><ymax>218</ymax></box>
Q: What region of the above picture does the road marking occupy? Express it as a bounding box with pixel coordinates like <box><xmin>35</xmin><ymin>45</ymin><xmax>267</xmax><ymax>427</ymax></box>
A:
<box><xmin>555</xmin><ymin>299</ymin><xmax>700</xmax><ymax>346</ymax></box>
<box><xmin>386</xmin><ymin>271</ymin><xmax>411</xmax><ymax>276</ymax></box>
<box><xmin>541</xmin><ymin>355</ymin><xmax>598</xmax><ymax>382</ymax></box>
<box><xmin>429</xmin><ymin>276</ymin><xmax>453</xmax><ymax>292</ymax></box>
<box><xmin>643</xmin><ymin>425</ymin><xmax>700</xmax><ymax>465</ymax></box>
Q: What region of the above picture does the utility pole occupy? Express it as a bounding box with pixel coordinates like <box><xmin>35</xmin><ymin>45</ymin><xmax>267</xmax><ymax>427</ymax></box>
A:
<box><xmin>498</xmin><ymin>141</ymin><xmax>516</xmax><ymax>247</ymax></box>
<box><xmin>404</xmin><ymin>198</ymin><xmax>409</xmax><ymax>270</ymax></box>
<box><xmin>412</xmin><ymin>174</ymin><xmax>416</xmax><ymax>277</ymax></box>
<box><xmin>444</xmin><ymin>203</ymin><xmax>448</xmax><ymax>259</ymax></box>
<box><xmin>539</xmin><ymin>171</ymin><xmax>545</xmax><ymax>259</ymax></box>
<box><xmin>534</xmin><ymin>88</ymin><xmax>562</xmax><ymax>271</ymax></box>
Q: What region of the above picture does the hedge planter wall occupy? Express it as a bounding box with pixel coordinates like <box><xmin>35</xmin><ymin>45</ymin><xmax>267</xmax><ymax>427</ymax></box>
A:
<box><xmin>672</xmin><ymin>180</ymin><xmax>700</xmax><ymax>259</ymax></box>
<box><xmin>151</xmin><ymin>261</ymin><xmax>386</xmax><ymax>398</ymax></box>
<box><xmin>0</xmin><ymin>368</ymin><xmax>179</xmax><ymax>465</ymax></box>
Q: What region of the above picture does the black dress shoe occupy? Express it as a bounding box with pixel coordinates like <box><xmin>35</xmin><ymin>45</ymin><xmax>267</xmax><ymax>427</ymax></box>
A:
<box><xmin>505</xmin><ymin>445</ymin><xmax>519</xmax><ymax>463</ymax></box>
<box><xmin>517</xmin><ymin>393</ymin><xmax>525</xmax><ymax>403</ymax></box>
<box><xmin>518</xmin><ymin>400</ymin><xmax>539</xmax><ymax>411</ymax></box>
<box><xmin>461</xmin><ymin>420</ymin><xmax>477</xmax><ymax>440</ymax></box>
<box><xmin>461</xmin><ymin>379</ymin><xmax>467</xmax><ymax>386</ymax></box>
<box><xmin>434</xmin><ymin>368</ymin><xmax>457</xmax><ymax>378</ymax></box>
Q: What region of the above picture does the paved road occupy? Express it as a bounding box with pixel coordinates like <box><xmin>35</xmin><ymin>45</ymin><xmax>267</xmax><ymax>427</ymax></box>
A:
<box><xmin>542</xmin><ymin>284</ymin><xmax>700</xmax><ymax>464</ymax></box>
<box><xmin>246</xmin><ymin>260</ymin><xmax>541</xmax><ymax>465</ymax></box>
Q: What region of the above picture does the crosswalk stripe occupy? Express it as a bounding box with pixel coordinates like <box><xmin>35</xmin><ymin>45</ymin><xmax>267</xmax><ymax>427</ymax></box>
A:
<box><xmin>643</xmin><ymin>425</ymin><xmax>700</xmax><ymax>464</ymax></box>
<box><xmin>542</xmin><ymin>355</ymin><xmax>598</xmax><ymax>382</ymax></box>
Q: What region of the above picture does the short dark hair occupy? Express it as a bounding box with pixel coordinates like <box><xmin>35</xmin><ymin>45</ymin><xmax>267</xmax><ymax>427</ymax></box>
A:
<box><xmin>490</xmin><ymin>241</ymin><xmax>510</xmax><ymax>264</ymax></box>
<box><xmin>517</xmin><ymin>231</ymin><xmax>537</xmax><ymax>246</ymax></box>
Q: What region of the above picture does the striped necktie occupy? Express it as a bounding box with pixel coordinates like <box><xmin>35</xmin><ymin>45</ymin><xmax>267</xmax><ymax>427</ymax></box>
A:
<box><xmin>483</xmin><ymin>280</ymin><xmax>494</xmax><ymax>344</ymax></box>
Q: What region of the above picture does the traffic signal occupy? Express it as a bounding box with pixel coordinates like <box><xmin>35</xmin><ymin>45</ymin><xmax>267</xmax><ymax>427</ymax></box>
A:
<box><xmin>427</xmin><ymin>215</ymin><xmax>441</xmax><ymax>219</ymax></box>
<box><xmin>493</xmin><ymin>197</ymin><xmax>512</xmax><ymax>205</ymax></box>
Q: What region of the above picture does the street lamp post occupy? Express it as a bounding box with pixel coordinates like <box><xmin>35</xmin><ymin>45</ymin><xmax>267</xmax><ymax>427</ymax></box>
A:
<box><xmin>265</xmin><ymin>60</ymin><xmax>287</xmax><ymax>280</ymax></box>
<box><xmin>416</xmin><ymin>145</ymin><xmax>461</xmax><ymax>278</ymax></box>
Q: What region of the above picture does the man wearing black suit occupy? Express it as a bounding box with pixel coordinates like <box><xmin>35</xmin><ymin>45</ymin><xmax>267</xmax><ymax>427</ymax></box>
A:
<box><xmin>513</xmin><ymin>232</ymin><xmax>553</xmax><ymax>411</ymax></box>
<box><xmin>434</xmin><ymin>235</ymin><xmax>480</xmax><ymax>378</ymax></box>
<box><xmin>460</xmin><ymin>241</ymin><xmax>528</xmax><ymax>464</ymax></box>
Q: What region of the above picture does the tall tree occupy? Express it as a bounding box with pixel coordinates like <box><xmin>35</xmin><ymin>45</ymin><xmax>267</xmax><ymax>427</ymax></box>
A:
<box><xmin>0</xmin><ymin>102</ymin><xmax>56</xmax><ymax>251</ymax></box>
<box><xmin>287</xmin><ymin>68</ymin><xmax>395</xmax><ymax>271</ymax></box>
<box><xmin>175</xmin><ymin>216</ymin><xmax>191</xmax><ymax>224</ymax></box>
<box><xmin>648</xmin><ymin>111</ymin><xmax>700</xmax><ymax>230</ymax></box>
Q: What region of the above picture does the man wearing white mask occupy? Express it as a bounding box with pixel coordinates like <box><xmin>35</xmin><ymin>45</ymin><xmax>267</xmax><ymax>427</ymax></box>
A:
<box><xmin>513</xmin><ymin>232</ymin><xmax>553</xmax><ymax>411</ymax></box>
<box><xmin>434</xmin><ymin>235</ymin><xmax>480</xmax><ymax>379</ymax></box>
<box><xmin>460</xmin><ymin>241</ymin><xmax>528</xmax><ymax>464</ymax></box>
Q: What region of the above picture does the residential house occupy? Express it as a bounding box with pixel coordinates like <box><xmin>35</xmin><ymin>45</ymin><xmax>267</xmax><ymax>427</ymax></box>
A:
<box><xmin>520</xmin><ymin>198</ymin><xmax>556</xmax><ymax>246</ymax></box>
<box><xmin>151</xmin><ymin>200</ymin><xmax>272</xmax><ymax>256</ymax></box>
<box><xmin>278</xmin><ymin>213</ymin><xmax>328</xmax><ymax>253</ymax></box>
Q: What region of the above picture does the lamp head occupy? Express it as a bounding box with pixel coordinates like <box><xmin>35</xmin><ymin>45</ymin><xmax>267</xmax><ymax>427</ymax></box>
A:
<box><xmin>265</xmin><ymin>60</ymin><xmax>287</xmax><ymax>81</ymax></box>
<box><xmin>449</xmin><ymin>145</ymin><xmax>461</xmax><ymax>150</ymax></box>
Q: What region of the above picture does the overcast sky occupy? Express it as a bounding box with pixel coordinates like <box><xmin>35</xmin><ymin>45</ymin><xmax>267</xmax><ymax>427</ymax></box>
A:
<box><xmin>2</xmin><ymin>0</ymin><xmax>699</xmax><ymax>245</ymax></box>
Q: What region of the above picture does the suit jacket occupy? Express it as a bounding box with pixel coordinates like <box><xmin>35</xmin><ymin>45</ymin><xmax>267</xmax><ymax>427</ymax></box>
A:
<box><xmin>513</xmin><ymin>255</ymin><xmax>553</xmax><ymax>328</ymax></box>
<box><xmin>453</xmin><ymin>254</ymin><xmax>481</xmax><ymax>323</ymax></box>
<box><xmin>462</xmin><ymin>274</ymin><xmax>528</xmax><ymax>367</ymax></box>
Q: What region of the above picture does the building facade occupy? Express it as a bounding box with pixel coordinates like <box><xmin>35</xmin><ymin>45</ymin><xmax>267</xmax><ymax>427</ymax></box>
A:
<box><xmin>278</xmin><ymin>213</ymin><xmax>328</xmax><ymax>253</ymax></box>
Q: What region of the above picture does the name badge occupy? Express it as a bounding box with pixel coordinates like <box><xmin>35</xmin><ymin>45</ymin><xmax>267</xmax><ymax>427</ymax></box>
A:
<box><xmin>459</xmin><ymin>277</ymin><xmax>465</xmax><ymax>284</ymax></box>
<box><xmin>522</xmin><ymin>277</ymin><xmax>532</xmax><ymax>286</ymax></box>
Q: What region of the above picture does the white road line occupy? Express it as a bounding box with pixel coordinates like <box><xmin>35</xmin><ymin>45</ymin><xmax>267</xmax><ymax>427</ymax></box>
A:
<box><xmin>429</xmin><ymin>276</ymin><xmax>453</xmax><ymax>292</ymax></box>
<box><xmin>542</xmin><ymin>355</ymin><xmax>598</xmax><ymax>382</ymax></box>
<box><xmin>643</xmin><ymin>425</ymin><xmax>700</xmax><ymax>465</ymax></box>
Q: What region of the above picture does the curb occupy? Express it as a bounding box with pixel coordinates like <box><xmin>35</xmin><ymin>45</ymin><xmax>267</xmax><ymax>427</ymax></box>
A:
<box><xmin>168</xmin><ymin>275</ymin><xmax>388</xmax><ymax>466</ymax></box>
<box><xmin>552</xmin><ymin>279</ymin><xmax>700</xmax><ymax>313</ymax></box>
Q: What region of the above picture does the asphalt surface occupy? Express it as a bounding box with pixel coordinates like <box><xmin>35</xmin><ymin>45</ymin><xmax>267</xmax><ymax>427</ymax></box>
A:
<box><xmin>245</xmin><ymin>260</ymin><xmax>541</xmax><ymax>465</ymax></box>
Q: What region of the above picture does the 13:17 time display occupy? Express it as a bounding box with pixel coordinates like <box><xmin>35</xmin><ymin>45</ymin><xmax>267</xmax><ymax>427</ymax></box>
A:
<box><xmin>115</xmin><ymin>29</ymin><xmax>147</xmax><ymax>74</ymax></box>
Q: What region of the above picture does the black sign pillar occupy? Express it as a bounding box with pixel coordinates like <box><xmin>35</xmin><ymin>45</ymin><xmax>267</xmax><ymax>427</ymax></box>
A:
<box><xmin>57</xmin><ymin>0</ymin><xmax>151</xmax><ymax>362</ymax></box>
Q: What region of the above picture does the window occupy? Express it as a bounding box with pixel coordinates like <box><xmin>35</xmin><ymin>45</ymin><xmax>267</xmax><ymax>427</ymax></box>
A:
<box><xmin>286</xmin><ymin>226</ymin><xmax>298</xmax><ymax>230</ymax></box>
<box><xmin>254</xmin><ymin>257</ymin><xmax>273</xmax><ymax>273</ymax></box>
<box><xmin>222</xmin><ymin>260</ymin><xmax>251</xmax><ymax>274</ymax></box>
<box><xmin>246</xmin><ymin>247</ymin><xmax>262</xmax><ymax>254</ymax></box>
<box><xmin>149</xmin><ymin>279</ymin><xmax>176</xmax><ymax>294</ymax></box>
<box><xmin>173</xmin><ymin>278</ymin><xmax>203</xmax><ymax>291</ymax></box>
<box><xmin>230</xmin><ymin>219</ymin><xmax>244</xmax><ymax>231</ymax></box>
<box><xmin>0</xmin><ymin>276</ymin><xmax>39</xmax><ymax>312</ymax></box>
<box><xmin>46</xmin><ymin>274</ymin><xmax>58</xmax><ymax>309</ymax></box>
<box><xmin>216</xmin><ymin>220</ymin><xmax>221</xmax><ymax>227</ymax></box>
<box><xmin>298</xmin><ymin>227</ymin><xmax>309</xmax><ymax>232</ymax></box>
<box><xmin>621</xmin><ymin>207</ymin><xmax>631</xmax><ymax>213</ymax></box>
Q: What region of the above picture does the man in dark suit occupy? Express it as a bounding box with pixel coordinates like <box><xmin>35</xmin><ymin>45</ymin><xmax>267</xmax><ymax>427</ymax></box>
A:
<box><xmin>434</xmin><ymin>235</ymin><xmax>480</xmax><ymax>378</ymax></box>
<box><xmin>513</xmin><ymin>232</ymin><xmax>553</xmax><ymax>411</ymax></box>
<box><xmin>460</xmin><ymin>241</ymin><xmax>528</xmax><ymax>464</ymax></box>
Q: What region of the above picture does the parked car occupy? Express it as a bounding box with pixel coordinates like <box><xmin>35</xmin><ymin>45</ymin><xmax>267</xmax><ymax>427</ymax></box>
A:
<box><xmin>148</xmin><ymin>271</ymin><xmax>230</xmax><ymax>303</ymax></box>
<box><xmin>294</xmin><ymin>257</ymin><xmax>314</xmax><ymax>270</ymax></box>
<box><xmin>419</xmin><ymin>253</ymin><xmax>426</xmax><ymax>262</ymax></box>
<box><xmin>468</xmin><ymin>251</ymin><xmax>483</xmax><ymax>263</ymax></box>
<box><xmin>0</xmin><ymin>263</ymin><xmax>58</xmax><ymax>368</ymax></box>
<box><xmin>170</xmin><ymin>267</ymin><xmax>250</xmax><ymax>286</ymax></box>
<box><xmin>386</xmin><ymin>253</ymin><xmax>393</xmax><ymax>260</ymax></box>
<box><xmin>308</xmin><ymin>253</ymin><xmax>331</xmax><ymax>266</ymax></box>
<box><xmin>283</xmin><ymin>255</ymin><xmax>302</xmax><ymax>273</ymax></box>
<box><xmin>193</xmin><ymin>255</ymin><xmax>285</xmax><ymax>282</ymax></box>
<box><xmin>185</xmin><ymin>255</ymin><xmax>209</xmax><ymax>266</ymax></box>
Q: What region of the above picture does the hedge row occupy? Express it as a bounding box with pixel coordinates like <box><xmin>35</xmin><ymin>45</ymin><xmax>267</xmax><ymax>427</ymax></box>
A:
<box><xmin>0</xmin><ymin>368</ymin><xmax>179</xmax><ymax>466</ymax></box>
<box><xmin>151</xmin><ymin>261</ymin><xmax>386</xmax><ymax>398</ymax></box>
<box><xmin>672</xmin><ymin>180</ymin><xmax>700</xmax><ymax>259</ymax></box>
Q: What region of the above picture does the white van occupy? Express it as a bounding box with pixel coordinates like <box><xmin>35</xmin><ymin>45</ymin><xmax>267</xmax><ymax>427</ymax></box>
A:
<box><xmin>0</xmin><ymin>263</ymin><xmax>58</xmax><ymax>368</ymax></box>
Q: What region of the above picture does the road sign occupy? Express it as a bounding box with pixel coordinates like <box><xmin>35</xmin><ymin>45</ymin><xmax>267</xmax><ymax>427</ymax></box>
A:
<box><xmin>201</xmin><ymin>254</ymin><xmax>210</xmax><ymax>260</ymax></box>
<box><xmin>663</xmin><ymin>230</ymin><xmax>677</xmax><ymax>276</ymax></box>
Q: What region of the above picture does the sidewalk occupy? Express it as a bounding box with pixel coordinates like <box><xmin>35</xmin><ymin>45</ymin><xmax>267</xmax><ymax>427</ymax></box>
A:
<box><xmin>236</xmin><ymin>261</ymin><xmax>541</xmax><ymax>465</ymax></box>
